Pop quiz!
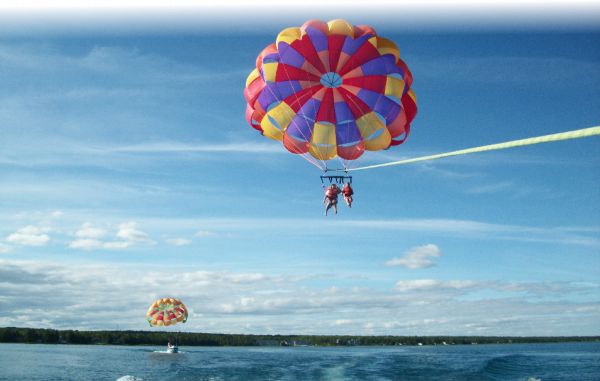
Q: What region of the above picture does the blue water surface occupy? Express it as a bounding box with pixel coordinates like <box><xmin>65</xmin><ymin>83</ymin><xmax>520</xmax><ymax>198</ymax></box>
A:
<box><xmin>1</xmin><ymin>342</ymin><xmax>599</xmax><ymax>381</ymax></box>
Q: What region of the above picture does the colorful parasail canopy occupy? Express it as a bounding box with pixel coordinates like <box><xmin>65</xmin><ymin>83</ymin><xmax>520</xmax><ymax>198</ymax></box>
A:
<box><xmin>146</xmin><ymin>297</ymin><xmax>188</xmax><ymax>327</ymax></box>
<box><xmin>244</xmin><ymin>19</ymin><xmax>417</xmax><ymax>168</ymax></box>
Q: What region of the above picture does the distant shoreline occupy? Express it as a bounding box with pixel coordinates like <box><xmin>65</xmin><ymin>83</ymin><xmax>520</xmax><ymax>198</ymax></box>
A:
<box><xmin>1</xmin><ymin>327</ymin><xmax>599</xmax><ymax>347</ymax></box>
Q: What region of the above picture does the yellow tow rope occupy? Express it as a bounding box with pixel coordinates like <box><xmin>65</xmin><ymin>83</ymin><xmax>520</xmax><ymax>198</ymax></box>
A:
<box><xmin>348</xmin><ymin>126</ymin><xmax>600</xmax><ymax>172</ymax></box>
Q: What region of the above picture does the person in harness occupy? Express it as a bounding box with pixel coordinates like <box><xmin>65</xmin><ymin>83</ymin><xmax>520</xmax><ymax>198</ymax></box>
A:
<box><xmin>323</xmin><ymin>184</ymin><xmax>341</xmax><ymax>216</ymax></box>
<box><xmin>342</xmin><ymin>182</ymin><xmax>354</xmax><ymax>208</ymax></box>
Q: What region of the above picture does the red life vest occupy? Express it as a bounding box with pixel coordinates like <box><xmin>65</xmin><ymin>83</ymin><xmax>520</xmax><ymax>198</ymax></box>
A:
<box><xmin>326</xmin><ymin>187</ymin><xmax>340</xmax><ymax>199</ymax></box>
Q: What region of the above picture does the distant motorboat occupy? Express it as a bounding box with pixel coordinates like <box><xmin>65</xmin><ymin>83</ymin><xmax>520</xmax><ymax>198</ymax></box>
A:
<box><xmin>167</xmin><ymin>343</ymin><xmax>179</xmax><ymax>353</ymax></box>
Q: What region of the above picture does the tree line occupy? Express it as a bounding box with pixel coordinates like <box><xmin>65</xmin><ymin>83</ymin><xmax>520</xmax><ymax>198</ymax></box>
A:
<box><xmin>0</xmin><ymin>327</ymin><xmax>598</xmax><ymax>346</ymax></box>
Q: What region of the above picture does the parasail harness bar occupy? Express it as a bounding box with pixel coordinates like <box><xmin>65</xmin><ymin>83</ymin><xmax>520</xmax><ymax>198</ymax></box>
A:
<box><xmin>320</xmin><ymin>175</ymin><xmax>352</xmax><ymax>184</ymax></box>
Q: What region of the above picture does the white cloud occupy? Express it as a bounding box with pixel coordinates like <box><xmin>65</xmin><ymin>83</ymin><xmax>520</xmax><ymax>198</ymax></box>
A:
<box><xmin>6</xmin><ymin>225</ymin><xmax>50</xmax><ymax>246</ymax></box>
<box><xmin>334</xmin><ymin>319</ymin><xmax>353</xmax><ymax>326</ymax></box>
<box><xmin>195</xmin><ymin>230</ymin><xmax>216</xmax><ymax>238</ymax></box>
<box><xmin>239</xmin><ymin>297</ymin><xmax>255</xmax><ymax>307</ymax></box>
<box><xmin>165</xmin><ymin>238</ymin><xmax>191</xmax><ymax>246</ymax></box>
<box><xmin>68</xmin><ymin>238</ymin><xmax>131</xmax><ymax>250</ymax></box>
<box><xmin>228</xmin><ymin>273</ymin><xmax>269</xmax><ymax>283</ymax></box>
<box><xmin>68</xmin><ymin>238</ymin><xmax>103</xmax><ymax>250</ymax></box>
<box><xmin>116</xmin><ymin>222</ymin><xmax>153</xmax><ymax>243</ymax></box>
<box><xmin>102</xmin><ymin>241</ymin><xmax>131</xmax><ymax>249</ymax></box>
<box><xmin>395</xmin><ymin>279</ymin><xmax>479</xmax><ymax>292</ymax></box>
<box><xmin>75</xmin><ymin>222</ymin><xmax>107</xmax><ymax>239</ymax></box>
<box><xmin>68</xmin><ymin>221</ymin><xmax>154</xmax><ymax>251</ymax></box>
<box><xmin>386</xmin><ymin>244</ymin><xmax>441</xmax><ymax>269</ymax></box>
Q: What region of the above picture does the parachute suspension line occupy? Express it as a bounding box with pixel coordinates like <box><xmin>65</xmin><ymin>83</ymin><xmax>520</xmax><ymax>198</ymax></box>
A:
<box><xmin>271</xmin><ymin>59</ymin><xmax>326</xmax><ymax>171</ymax></box>
<box><xmin>335</xmin><ymin>154</ymin><xmax>347</xmax><ymax>173</ymax></box>
<box><xmin>261</xmin><ymin>82</ymin><xmax>318</xmax><ymax>172</ymax></box>
<box><xmin>340</xmin><ymin>77</ymin><xmax>372</xmax><ymax>171</ymax></box>
<box><xmin>280</xmin><ymin>56</ymin><xmax>329</xmax><ymax>171</ymax></box>
<box><xmin>347</xmin><ymin>126</ymin><xmax>600</xmax><ymax>172</ymax></box>
<box><xmin>341</xmin><ymin>158</ymin><xmax>350</xmax><ymax>172</ymax></box>
<box><xmin>302</xmin><ymin>153</ymin><xmax>326</xmax><ymax>170</ymax></box>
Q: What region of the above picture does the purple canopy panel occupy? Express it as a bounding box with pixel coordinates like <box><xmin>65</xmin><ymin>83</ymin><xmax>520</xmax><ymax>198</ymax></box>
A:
<box><xmin>296</xmin><ymin>97</ymin><xmax>321</xmax><ymax>122</ymax></box>
<box><xmin>278</xmin><ymin>43</ymin><xmax>306</xmax><ymax>68</ymax></box>
<box><xmin>286</xmin><ymin>114</ymin><xmax>314</xmax><ymax>142</ymax></box>
<box><xmin>305</xmin><ymin>27</ymin><xmax>328</xmax><ymax>52</ymax></box>
<box><xmin>361</xmin><ymin>55</ymin><xmax>400</xmax><ymax>76</ymax></box>
<box><xmin>341</xmin><ymin>34</ymin><xmax>373</xmax><ymax>56</ymax></box>
<box><xmin>373</xmin><ymin>96</ymin><xmax>401</xmax><ymax>124</ymax></box>
<box><xmin>355</xmin><ymin>88</ymin><xmax>381</xmax><ymax>110</ymax></box>
<box><xmin>334</xmin><ymin>101</ymin><xmax>362</xmax><ymax>145</ymax></box>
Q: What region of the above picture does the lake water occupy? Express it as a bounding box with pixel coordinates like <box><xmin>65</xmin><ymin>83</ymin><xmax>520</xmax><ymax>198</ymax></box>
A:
<box><xmin>1</xmin><ymin>342</ymin><xmax>598</xmax><ymax>381</ymax></box>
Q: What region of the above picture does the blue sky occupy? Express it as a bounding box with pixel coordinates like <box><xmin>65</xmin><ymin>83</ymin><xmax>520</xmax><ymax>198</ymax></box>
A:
<box><xmin>1</xmin><ymin>3</ymin><xmax>599</xmax><ymax>336</ymax></box>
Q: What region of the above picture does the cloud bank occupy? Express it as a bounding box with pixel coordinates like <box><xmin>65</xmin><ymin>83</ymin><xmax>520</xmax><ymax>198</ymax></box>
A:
<box><xmin>0</xmin><ymin>259</ymin><xmax>598</xmax><ymax>336</ymax></box>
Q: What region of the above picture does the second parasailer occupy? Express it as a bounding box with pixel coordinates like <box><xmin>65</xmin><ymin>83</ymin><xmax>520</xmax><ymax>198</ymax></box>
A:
<box><xmin>146</xmin><ymin>297</ymin><xmax>188</xmax><ymax>353</ymax></box>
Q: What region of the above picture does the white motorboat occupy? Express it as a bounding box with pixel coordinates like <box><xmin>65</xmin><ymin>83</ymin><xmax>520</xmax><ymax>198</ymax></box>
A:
<box><xmin>166</xmin><ymin>340</ymin><xmax>179</xmax><ymax>353</ymax></box>
<box><xmin>167</xmin><ymin>344</ymin><xmax>179</xmax><ymax>353</ymax></box>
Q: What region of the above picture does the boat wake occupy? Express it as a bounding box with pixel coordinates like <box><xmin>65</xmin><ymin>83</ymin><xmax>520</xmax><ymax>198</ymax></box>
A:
<box><xmin>469</xmin><ymin>354</ymin><xmax>542</xmax><ymax>381</ymax></box>
<box><xmin>152</xmin><ymin>350</ymin><xmax>185</xmax><ymax>354</ymax></box>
